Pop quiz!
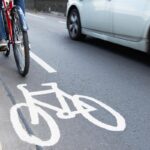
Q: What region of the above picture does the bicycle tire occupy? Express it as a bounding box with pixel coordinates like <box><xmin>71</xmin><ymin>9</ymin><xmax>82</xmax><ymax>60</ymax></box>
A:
<box><xmin>12</xmin><ymin>11</ymin><xmax>30</xmax><ymax>77</ymax></box>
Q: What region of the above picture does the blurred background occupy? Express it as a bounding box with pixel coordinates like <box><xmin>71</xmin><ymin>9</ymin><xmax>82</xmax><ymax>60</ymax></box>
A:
<box><xmin>25</xmin><ymin>0</ymin><xmax>67</xmax><ymax>14</ymax></box>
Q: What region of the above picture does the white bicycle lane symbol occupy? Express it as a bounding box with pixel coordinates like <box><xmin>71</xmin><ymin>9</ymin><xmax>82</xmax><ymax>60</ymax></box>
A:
<box><xmin>10</xmin><ymin>82</ymin><xmax>126</xmax><ymax>147</ymax></box>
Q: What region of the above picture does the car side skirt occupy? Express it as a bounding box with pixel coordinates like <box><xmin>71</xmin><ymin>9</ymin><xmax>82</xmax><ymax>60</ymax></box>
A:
<box><xmin>82</xmin><ymin>28</ymin><xmax>148</xmax><ymax>53</ymax></box>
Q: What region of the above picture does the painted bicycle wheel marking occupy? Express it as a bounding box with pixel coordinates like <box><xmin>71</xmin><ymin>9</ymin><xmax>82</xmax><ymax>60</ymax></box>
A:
<box><xmin>10</xmin><ymin>82</ymin><xmax>126</xmax><ymax>147</ymax></box>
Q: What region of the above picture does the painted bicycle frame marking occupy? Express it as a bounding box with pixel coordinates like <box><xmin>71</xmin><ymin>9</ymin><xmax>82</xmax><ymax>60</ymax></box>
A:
<box><xmin>10</xmin><ymin>82</ymin><xmax>126</xmax><ymax>147</ymax></box>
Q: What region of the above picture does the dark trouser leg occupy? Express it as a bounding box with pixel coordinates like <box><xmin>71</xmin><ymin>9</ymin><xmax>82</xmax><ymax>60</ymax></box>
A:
<box><xmin>14</xmin><ymin>0</ymin><xmax>25</xmax><ymax>13</ymax></box>
<box><xmin>0</xmin><ymin>0</ymin><xmax>6</xmax><ymax>40</ymax></box>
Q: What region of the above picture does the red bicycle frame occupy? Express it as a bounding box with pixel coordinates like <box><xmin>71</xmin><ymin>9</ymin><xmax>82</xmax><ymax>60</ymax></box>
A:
<box><xmin>2</xmin><ymin>0</ymin><xmax>14</xmax><ymax>44</ymax></box>
<box><xmin>1</xmin><ymin>0</ymin><xmax>30</xmax><ymax>77</ymax></box>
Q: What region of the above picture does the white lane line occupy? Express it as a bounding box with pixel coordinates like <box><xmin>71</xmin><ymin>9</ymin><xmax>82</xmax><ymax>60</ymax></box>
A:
<box><xmin>0</xmin><ymin>143</ymin><xmax>2</xmax><ymax>150</ymax></box>
<box><xmin>59</xmin><ymin>21</ymin><xmax>66</xmax><ymax>24</ymax></box>
<box><xmin>27</xmin><ymin>13</ymin><xmax>45</xmax><ymax>19</ymax></box>
<box><xmin>30</xmin><ymin>51</ymin><xmax>57</xmax><ymax>73</ymax></box>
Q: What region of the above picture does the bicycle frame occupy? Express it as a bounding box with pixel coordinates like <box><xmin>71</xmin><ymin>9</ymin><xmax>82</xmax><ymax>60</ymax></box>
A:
<box><xmin>2</xmin><ymin>0</ymin><xmax>28</xmax><ymax>45</ymax></box>
<box><xmin>2</xmin><ymin>0</ymin><xmax>13</xmax><ymax>43</ymax></box>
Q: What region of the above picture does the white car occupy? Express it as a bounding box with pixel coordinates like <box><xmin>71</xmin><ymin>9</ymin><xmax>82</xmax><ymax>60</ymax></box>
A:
<box><xmin>66</xmin><ymin>0</ymin><xmax>150</xmax><ymax>53</ymax></box>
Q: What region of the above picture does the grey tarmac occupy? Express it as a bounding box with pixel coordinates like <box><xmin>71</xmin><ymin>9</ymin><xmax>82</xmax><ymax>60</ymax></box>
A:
<box><xmin>0</xmin><ymin>12</ymin><xmax>150</xmax><ymax>150</ymax></box>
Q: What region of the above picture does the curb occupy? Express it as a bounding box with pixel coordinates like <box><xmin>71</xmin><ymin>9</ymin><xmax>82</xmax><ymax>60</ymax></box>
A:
<box><xmin>26</xmin><ymin>10</ymin><xmax>66</xmax><ymax>19</ymax></box>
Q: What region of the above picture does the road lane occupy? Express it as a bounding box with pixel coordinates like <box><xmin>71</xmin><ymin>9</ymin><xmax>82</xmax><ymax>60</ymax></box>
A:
<box><xmin>0</xmin><ymin>12</ymin><xmax>150</xmax><ymax>150</ymax></box>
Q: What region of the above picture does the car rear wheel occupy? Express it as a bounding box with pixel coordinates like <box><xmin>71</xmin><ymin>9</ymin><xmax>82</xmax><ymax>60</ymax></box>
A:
<box><xmin>68</xmin><ymin>8</ymin><xmax>85</xmax><ymax>40</ymax></box>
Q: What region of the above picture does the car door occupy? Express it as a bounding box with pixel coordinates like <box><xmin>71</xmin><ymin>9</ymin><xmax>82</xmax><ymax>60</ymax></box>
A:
<box><xmin>81</xmin><ymin>0</ymin><xmax>112</xmax><ymax>34</ymax></box>
<box><xmin>112</xmin><ymin>0</ymin><xmax>148</xmax><ymax>41</ymax></box>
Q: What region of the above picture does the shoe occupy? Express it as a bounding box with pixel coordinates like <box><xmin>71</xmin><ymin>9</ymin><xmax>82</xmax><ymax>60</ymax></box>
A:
<box><xmin>0</xmin><ymin>39</ymin><xmax>7</xmax><ymax>51</ymax></box>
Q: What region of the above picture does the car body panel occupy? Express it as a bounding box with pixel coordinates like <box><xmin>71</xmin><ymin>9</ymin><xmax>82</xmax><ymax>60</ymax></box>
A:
<box><xmin>81</xmin><ymin>0</ymin><xmax>112</xmax><ymax>33</ymax></box>
<box><xmin>112</xmin><ymin>0</ymin><xmax>148</xmax><ymax>41</ymax></box>
<box><xmin>67</xmin><ymin>0</ymin><xmax>150</xmax><ymax>53</ymax></box>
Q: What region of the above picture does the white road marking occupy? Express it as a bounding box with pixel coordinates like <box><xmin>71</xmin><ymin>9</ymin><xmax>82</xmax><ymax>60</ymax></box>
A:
<box><xmin>0</xmin><ymin>143</ymin><xmax>2</xmax><ymax>150</ymax></box>
<box><xmin>30</xmin><ymin>51</ymin><xmax>57</xmax><ymax>73</ymax></box>
<box><xmin>10</xmin><ymin>82</ymin><xmax>126</xmax><ymax>146</ymax></box>
<box><xmin>59</xmin><ymin>21</ymin><xmax>66</xmax><ymax>24</ymax></box>
<box><xmin>27</xmin><ymin>13</ymin><xmax>45</xmax><ymax>19</ymax></box>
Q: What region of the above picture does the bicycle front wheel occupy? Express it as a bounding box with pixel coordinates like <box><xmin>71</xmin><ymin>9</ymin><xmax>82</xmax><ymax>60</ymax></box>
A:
<box><xmin>12</xmin><ymin>12</ymin><xmax>30</xmax><ymax>77</ymax></box>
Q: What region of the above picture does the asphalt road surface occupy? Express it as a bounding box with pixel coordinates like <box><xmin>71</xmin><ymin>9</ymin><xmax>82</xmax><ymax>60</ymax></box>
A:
<box><xmin>0</xmin><ymin>12</ymin><xmax>150</xmax><ymax>150</ymax></box>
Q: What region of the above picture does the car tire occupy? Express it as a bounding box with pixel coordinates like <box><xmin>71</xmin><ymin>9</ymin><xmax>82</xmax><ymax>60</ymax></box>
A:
<box><xmin>67</xmin><ymin>8</ymin><xmax>85</xmax><ymax>40</ymax></box>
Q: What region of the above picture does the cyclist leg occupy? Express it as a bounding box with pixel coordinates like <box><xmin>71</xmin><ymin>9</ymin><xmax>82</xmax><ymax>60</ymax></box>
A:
<box><xmin>0</xmin><ymin>0</ymin><xmax>7</xmax><ymax>51</ymax></box>
<box><xmin>14</xmin><ymin>0</ymin><xmax>25</xmax><ymax>13</ymax></box>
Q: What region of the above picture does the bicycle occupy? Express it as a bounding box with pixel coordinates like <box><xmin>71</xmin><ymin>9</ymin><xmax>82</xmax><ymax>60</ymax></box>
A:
<box><xmin>1</xmin><ymin>0</ymin><xmax>30</xmax><ymax>76</ymax></box>
<box><xmin>10</xmin><ymin>82</ymin><xmax>126</xmax><ymax>147</ymax></box>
